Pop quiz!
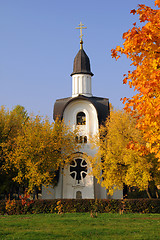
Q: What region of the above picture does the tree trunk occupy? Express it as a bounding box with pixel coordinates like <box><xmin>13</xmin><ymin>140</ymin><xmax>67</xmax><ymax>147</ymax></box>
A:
<box><xmin>147</xmin><ymin>181</ymin><xmax>159</xmax><ymax>199</ymax></box>
<box><xmin>33</xmin><ymin>186</ymin><xmax>38</xmax><ymax>200</ymax></box>
<box><xmin>155</xmin><ymin>186</ymin><xmax>159</xmax><ymax>199</ymax></box>
<box><xmin>146</xmin><ymin>186</ymin><xmax>152</xmax><ymax>199</ymax></box>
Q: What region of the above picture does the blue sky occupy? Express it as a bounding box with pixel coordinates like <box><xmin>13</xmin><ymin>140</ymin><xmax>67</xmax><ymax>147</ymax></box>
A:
<box><xmin>0</xmin><ymin>0</ymin><xmax>156</xmax><ymax>121</ymax></box>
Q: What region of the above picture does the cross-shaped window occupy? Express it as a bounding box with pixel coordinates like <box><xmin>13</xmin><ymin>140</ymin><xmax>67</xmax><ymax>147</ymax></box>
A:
<box><xmin>70</xmin><ymin>158</ymin><xmax>87</xmax><ymax>184</ymax></box>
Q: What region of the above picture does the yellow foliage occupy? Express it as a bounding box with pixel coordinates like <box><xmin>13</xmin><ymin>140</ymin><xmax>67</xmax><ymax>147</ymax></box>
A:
<box><xmin>90</xmin><ymin>110</ymin><xmax>159</xmax><ymax>195</ymax></box>
<box><xmin>0</xmin><ymin>106</ymin><xmax>79</xmax><ymax>193</ymax></box>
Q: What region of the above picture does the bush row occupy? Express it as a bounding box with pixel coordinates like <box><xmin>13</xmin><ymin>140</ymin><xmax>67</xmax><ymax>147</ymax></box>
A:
<box><xmin>0</xmin><ymin>199</ymin><xmax>160</xmax><ymax>215</ymax></box>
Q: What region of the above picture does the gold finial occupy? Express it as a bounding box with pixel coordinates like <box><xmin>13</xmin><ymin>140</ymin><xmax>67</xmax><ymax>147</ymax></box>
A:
<box><xmin>76</xmin><ymin>22</ymin><xmax>87</xmax><ymax>49</ymax></box>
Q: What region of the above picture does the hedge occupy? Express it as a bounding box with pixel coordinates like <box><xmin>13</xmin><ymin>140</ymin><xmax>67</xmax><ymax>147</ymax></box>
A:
<box><xmin>0</xmin><ymin>199</ymin><xmax>160</xmax><ymax>215</ymax></box>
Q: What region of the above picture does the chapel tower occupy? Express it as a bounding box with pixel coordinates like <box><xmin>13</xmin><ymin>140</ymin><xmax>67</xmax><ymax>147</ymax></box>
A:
<box><xmin>42</xmin><ymin>23</ymin><xmax>123</xmax><ymax>199</ymax></box>
<box><xmin>71</xmin><ymin>38</ymin><xmax>93</xmax><ymax>97</ymax></box>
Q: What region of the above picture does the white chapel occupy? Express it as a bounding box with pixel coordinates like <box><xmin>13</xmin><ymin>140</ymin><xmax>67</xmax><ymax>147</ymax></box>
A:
<box><xmin>42</xmin><ymin>23</ymin><xmax>123</xmax><ymax>200</ymax></box>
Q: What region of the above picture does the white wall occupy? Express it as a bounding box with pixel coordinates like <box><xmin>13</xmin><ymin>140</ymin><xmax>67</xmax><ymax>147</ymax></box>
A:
<box><xmin>72</xmin><ymin>74</ymin><xmax>92</xmax><ymax>97</ymax></box>
<box><xmin>62</xmin><ymin>99</ymin><xmax>99</xmax><ymax>199</ymax></box>
<box><xmin>42</xmin><ymin>98</ymin><xmax>123</xmax><ymax>200</ymax></box>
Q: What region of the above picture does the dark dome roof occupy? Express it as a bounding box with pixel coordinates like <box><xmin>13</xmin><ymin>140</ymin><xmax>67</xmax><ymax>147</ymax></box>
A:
<box><xmin>71</xmin><ymin>48</ymin><xmax>94</xmax><ymax>76</ymax></box>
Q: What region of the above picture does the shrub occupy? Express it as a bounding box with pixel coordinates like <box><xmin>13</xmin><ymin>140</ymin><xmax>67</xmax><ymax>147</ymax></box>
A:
<box><xmin>5</xmin><ymin>199</ymin><xmax>17</xmax><ymax>215</ymax></box>
<box><xmin>0</xmin><ymin>199</ymin><xmax>160</xmax><ymax>215</ymax></box>
<box><xmin>0</xmin><ymin>200</ymin><xmax>6</xmax><ymax>215</ymax></box>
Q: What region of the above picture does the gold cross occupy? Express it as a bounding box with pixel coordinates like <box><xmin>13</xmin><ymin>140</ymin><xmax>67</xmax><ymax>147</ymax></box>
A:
<box><xmin>76</xmin><ymin>22</ymin><xmax>87</xmax><ymax>42</ymax></box>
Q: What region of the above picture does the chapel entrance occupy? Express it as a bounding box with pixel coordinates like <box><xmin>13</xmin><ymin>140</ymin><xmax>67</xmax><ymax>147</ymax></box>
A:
<box><xmin>76</xmin><ymin>191</ymin><xmax>82</xmax><ymax>199</ymax></box>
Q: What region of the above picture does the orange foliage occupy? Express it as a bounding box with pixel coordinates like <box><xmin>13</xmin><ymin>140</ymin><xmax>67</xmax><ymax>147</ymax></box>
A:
<box><xmin>111</xmin><ymin>1</ymin><xmax>160</xmax><ymax>163</ymax></box>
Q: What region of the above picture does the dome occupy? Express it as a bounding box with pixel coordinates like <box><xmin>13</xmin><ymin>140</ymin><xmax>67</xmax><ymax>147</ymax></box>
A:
<box><xmin>71</xmin><ymin>48</ymin><xmax>94</xmax><ymax>76</ymax></box>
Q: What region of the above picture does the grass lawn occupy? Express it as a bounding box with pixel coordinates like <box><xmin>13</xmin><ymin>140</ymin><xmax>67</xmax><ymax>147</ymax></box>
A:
<box><xmin>0</xmin><ymin>213</ymin><xmax>160</xmax><ymax>240</ymax></box>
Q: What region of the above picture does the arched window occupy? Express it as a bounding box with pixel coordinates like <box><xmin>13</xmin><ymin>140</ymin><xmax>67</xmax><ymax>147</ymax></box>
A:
<box><xmin>84</xmin><ymin>136</ymin><xmax>87</xmax><ymax>143</ymax></box>
<box><xmin>76</xmin><ymin>112</ymin><xmax>86</xmax><ymax>125</ymax></box>
<box><xmin>79</xmin><ymin>136</ymin><xmax>83</xmax><ymax>143</ymax></box>
<box><xmin>75</xmin><ymin>136</ymin><xmax>88</xmax><ymax>144</ymax></box>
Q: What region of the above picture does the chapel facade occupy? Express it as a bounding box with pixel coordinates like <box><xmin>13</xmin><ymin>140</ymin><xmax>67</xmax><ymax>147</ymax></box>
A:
<box><xmin>42</xmin><ymin>23</ymin><xmax>123</xmax><ymax>199</ymax></box>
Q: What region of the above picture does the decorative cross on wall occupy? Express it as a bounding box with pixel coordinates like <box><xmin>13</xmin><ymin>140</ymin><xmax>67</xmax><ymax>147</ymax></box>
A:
<box><xmin>70</xmin><ymin>158</ymin><xmax>87</xmax><ymax>184</ymax></box>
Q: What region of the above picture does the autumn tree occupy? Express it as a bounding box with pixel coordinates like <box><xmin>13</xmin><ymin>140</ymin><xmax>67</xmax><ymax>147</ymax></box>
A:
<box><xmin>0</xmin><ymin>106</ymin><xmax>78</xmax><ymax>197</ymax></box>
<box><xmin>4</xmin><ymin>115</ymin><xmax>78</xmax><ymax>193</ymax></box>
<box><xmin>0</xmin><ymin>105</ymin><xmax>28</xmax><ymax>199</ymax></box>
<box><xmin>91</xmin><ymin>110</ymin><xmax>160</xmax><ymax>198</ymax></box>
<box><xmin>111</xmin><ymin>1</ymin><xmax>160</xmax><ymax>162</ymax></box>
